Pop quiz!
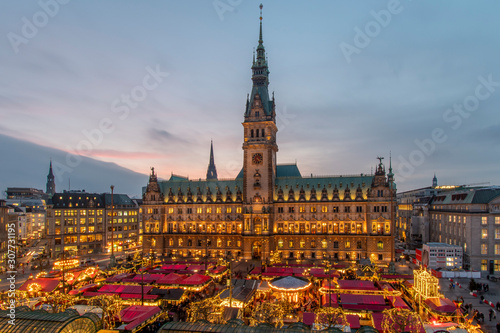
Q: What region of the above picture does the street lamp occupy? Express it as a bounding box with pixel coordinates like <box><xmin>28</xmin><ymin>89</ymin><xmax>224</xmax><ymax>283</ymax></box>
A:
<box><xmin>110</xmin><ymin>185</ymin><xmax>116</xmax><ymax>267</ymax></box>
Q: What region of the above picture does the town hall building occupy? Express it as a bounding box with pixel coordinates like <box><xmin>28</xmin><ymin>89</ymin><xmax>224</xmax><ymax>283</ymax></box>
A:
<box><xmin>142</xmin><ymin>8</ymin><xmax>396</xmax><ymax>264</ymax></box>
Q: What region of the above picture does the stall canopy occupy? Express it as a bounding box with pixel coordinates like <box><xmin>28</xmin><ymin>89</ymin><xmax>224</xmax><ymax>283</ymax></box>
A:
<box><xmin>424</xmin><ymin>297</ymin><xmax>457</xmax><ymax>313</ymax></box>
<box><xmin>117</xmin><ymin>306</ymin><xmax>161</xmax><ymax>332</ymax></box>
<box><xmin>157</xmin><ymin>273</ymin><xmax>186</xmax><ymax>285</ymax></box>
<box><xmin>321</xmin><ymin>294</ymin><xmax>338</xmax><ymax>307</ymax></box>
<box><xmin>337</xmin><ymin>280</ymin><xmax>377</xmax><ymax>290</ymax></box>
<box><xmin>340</xmin><ymin>294</ymin><xmax>389</xmax><ymax>312</ymax></box>
<box><xmin>19</xmin><ymin>278</ymin><xmax>61</xmax><ymax>293</ymax></box>
<box><xmin>181</xmin><ymin>273</ymin><xmax>212</xmax><ymax>286</ymax></box>
<box><xmin>387</xmin><ymin>296</ymin><xmax>410</xmax><ymax>310</ymax></box>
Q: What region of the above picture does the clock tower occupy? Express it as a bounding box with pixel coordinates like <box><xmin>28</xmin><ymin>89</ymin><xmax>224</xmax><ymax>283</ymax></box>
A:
<box><xmin>242</xmin><ymin>4</ymin><xmax>277</xmax><ymax>247</ymax></box>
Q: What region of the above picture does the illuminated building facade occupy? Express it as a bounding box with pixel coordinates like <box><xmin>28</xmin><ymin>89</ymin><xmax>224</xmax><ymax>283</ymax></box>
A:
<box><xmin>142</xmin><ymin>10</ymin><xmax>396</xmax><ymax>264</ymax></box>
<box><xmin>46</xmin><ymin>191</ymin><xmax>139</xmax><ymax>258</ymax></box>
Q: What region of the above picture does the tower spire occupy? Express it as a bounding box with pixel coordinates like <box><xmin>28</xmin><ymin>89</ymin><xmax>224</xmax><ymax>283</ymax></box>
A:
<box><xmin>245</xmin><ymin>3</ymin><xmax>273</xmax><ymax>120</ymax></box>
<box><xmin>46</xmin><ymin>159</ymin><xmax>56</xmax><ymax>196</ymax></box>
<box><xmin>206</xmin><ymin>140</ymin><xmax>218</xmax><ymax>180</ymax></box>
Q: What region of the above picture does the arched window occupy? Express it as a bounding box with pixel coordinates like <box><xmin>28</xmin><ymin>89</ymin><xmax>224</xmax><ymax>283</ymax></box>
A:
<box><xmin>377</xmin><ymin>241</ymin><xmax>384</xmax><ymax>250</ymax></box>
<box><xmin>261</xmin><ymin>128</ymin><xmax>265</xmax><ymax>137</ymax></box>
<box><xmin>251</xmin><ymin>129</ymin><xmax>254</xmax><ymax>138</ymax></box>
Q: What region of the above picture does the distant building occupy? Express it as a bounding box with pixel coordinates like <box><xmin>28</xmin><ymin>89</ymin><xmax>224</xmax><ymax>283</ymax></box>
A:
<box><xmin>0</xmin><ymin>200</ymin><xmax>11</xmax><ymax>270</ymax></box>
<box><xmin>6</xmin><ymin>187</ymin><xmax>45</xmax><ymax>199</ymax></box>
<box><xmin>396</xmin><ymin>176</ymin><xmax>439</xmax><ymax>247</ymax></box>
<box><xmin>46</xmin><ymin>160</ymin><xmax>56</xmax><ymax>196</ymax></box>
<box><xmin>420</xmin><ymin>242</ymin><xmax>463</xmax><ymax>269</ymax></box>
<box><xmin>46</xmin><ymin>191</ymin><xmax>139</xmax><ymax>258</ymax></box>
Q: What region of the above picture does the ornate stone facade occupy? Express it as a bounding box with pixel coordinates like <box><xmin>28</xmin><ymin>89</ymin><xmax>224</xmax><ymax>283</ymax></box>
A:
<box><xmin>142</xmin><ymin>10</ymin><xmax>396</xmax><ymax>264</ymax></box>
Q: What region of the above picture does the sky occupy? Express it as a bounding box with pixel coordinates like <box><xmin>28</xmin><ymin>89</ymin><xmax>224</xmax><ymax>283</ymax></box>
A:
<box><xmin>1</xmin><ymin>0</ymin><xmax>500</xmax><ymax>193</ymax></box>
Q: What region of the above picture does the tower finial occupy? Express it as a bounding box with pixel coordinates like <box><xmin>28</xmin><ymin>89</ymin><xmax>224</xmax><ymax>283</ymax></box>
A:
<box><xmin>259</xmin><ymin>4</ymin><xmax>263</xmax><ymax>43</ymax></box>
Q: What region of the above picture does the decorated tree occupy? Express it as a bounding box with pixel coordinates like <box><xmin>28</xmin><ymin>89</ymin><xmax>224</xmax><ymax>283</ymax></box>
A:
<box><xmin>249</xmin><ymin>299</ymin><xmax>294</xmax><ymax>328</ymax></box>
<box><xmin>314</xmin><ymin>307</ymin><xmax>347</xmax><ymax>330</ymax></box>
<box><xmin>88</xmin><ymin>294</ymin><xmax>124</xmax><ymax>329</ymax></box>
<box><xmin>44</xmin><ymin>292</ymin><xmax>78</xmax><ymax>313</ymax></box>
<box><xmin>186</xmin><ymin>295</ymin><xmax>225</xmax><ymax>324</ymax></box>
<box><xmin>382</xmin><ymin>308</ymin><xmax>423</xmax><ymax>333</ymax></box>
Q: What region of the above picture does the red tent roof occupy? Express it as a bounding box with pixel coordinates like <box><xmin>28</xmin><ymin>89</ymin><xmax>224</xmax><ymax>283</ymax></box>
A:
<box><xmin>387</xmin><ymin>296</ymin><xmax>410</xmax><ymax>309</ymax></box>
<box><xmin>303</xmin><ymin>312</ymin><xmax>315</xmax><ymax>325</ymax></box>
<box><xmin>120</xmin><ymin>294</ymin><xmax>158</xmax><ymax>300</ymax></box>
<box><xmin>106</xmin><ymin>272</ymin><xmax>135</xmax><ymax>283</ymax></box>
<box><xmin>340</xmin><ymin>294</ymin><xmax>385</xmax><ymax>305</ymax></box>
<box><xmin>321</xmin><ymin>294</ymin><xmax>339</xmax><ymax>307</ymax></box>
<box><xmin>98</xmin><ymin>285</ymin><xmax>121</xmax><ymax>293</ymax></box>
<box><xmin>115</xmin><ymin>285</ymin><xmax>153</xmax><ymax>294</ymax></box>
<box><xmin>120</xmin><ymin>306</ymin><xmax>161</xmax><ymax>331</ymax></box>
<box><xmin>19</xmin><ymin>278</ymin><xmax>60</xmax><ymax>293</ymax></box>
<box><xmin>181</xmin><ymin>273</ymin><xmax>211</xmax><ymax>286</ymax></box>
<box><xmin>210</xmin><ymin>266</ymin><xmax>226</xmax><ymax>274</ymax></box>
<box><xmin>337</xmin><ymin>280</ymin><xmax>377</xmax><ymax>290</ymax></box>
<box><xmin>157</xmin><ymin>273</ymin><xmax>186</xmax><ymax>285</ymax></box>
<box><xmin>424</xmin><ymin>297</ymin><xmax>457</xmax><ymax>313</ymax></box>
<box><xmin>132</xmin><ymin>273</ymin><xmax>164</xmax><ymax>283</ymax></box>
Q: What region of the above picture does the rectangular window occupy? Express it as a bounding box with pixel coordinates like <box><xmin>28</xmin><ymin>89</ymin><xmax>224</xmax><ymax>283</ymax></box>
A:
<box><xmin>321</xmin><ymin>206</ymin><xmax>328</xmax><ymax>213</ymax></box>
<box><xmin>495</xmin><ymin>260</ymin><xmax>500</xmax><ymax>272</ymax></box>
<box><xmin>226</xmin><ymin>207</ymin><xmax>232</xmax><ymax>213</ymax></box>
<box><xmin>356</xmin><ymin>206</ymin><xmax>362</xmax><ymax>213</ymax></box>
<box><xmin>482</xmin><ymin>217</ymin><xmax>488</xmax><ymax>225</ymax></box>
<box><xmin>236</xmin><ymin>207</ymin><xmax>242</xmax><ymax>214</ymax></box>
<box><xmin>277</xmin><ymin>207</ymin><xmax>284</xmax><ymax>213</ymax></box>
<box><xmin>496</xmin><ymin>217</ymin><xmax>500</xmax><ymax>224</ymax></box>
<box><xmin>332</xmin><ymin>207</ymin><xmax>339</xmax><ymax>213</ymax></box>
<box><xmin>310</xmin><ymin>207</ymin><xmax>317</xmax><ymax>213</ymax></box>
<box><xmin>482</xmin><ymin>228</ymin><xmax>488</xmax><ymax>239</ymax></box>
<box><xmin>482</xmin><ymin>259</ymin><xmax>488</xmax><ymax>271</ymax></box>
<box><xmin>345</xmin><ymin>241</ymin><xmax>351</xmax><ymax>249</ymax></box>
<box><xmin>344</xmin><ymin>206</ymin><xmax>350</xmax><ymax>213</ymax></box>
<box><xmin>187</xmin><ymin>208</ymin><xmax>192</xmax><ymax>214</ymax></box>
<box><xmin>206</xmin><ymin>208</ymin><xmax>212</xmax><ymax>213</ymax></box>
<box><xmin>299</xmin><ymin>207</ymin><xmax>305</xmax><ymax>213</ymax></box>
<box><xmin>481</xmin><ymin>243</ymin><xmax>488</xmax><ymax>255</ymax></box>
<box><xmin>216</xmin><ymin>207</ymin><xmax>222</xmax><ymax>214</ymax></box>
<box><xmin>374</xmin><ymin>206</ymin><xmax>380</xmax><ymax>213</ymax></box>
<box><xmin>333</xmin><ymin>241</ymin><xmax>339</xmax><ymax>249</ymax></box>
<box><xmin>196</xmin><ymin>208</ymin><xmax>202</xmax><ymax>214</ymax></box>
<box><xmin>495</xmin><ymin>244</ymin><xmax>500</xmax><ymax>255</ymax></box>
<box><xmin>288</xmin><ymin>207</ymin><xmax>295</xmax><ymax>213</ymax></box>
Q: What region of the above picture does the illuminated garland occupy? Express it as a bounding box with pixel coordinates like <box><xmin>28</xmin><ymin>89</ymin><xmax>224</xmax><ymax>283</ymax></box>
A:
<box><xmin>249</xmin><ymin>299</ymin><xmax>293</xmax><ymax>328</ymax></box>
<box><xmin>27</xmin><ymin>283</ymin><xmax>42</xmax><ymax>292</ymax></box>
<box><xmin>314</xmin><ymin>307</ymin><xmax>347</xmax><ymax>330</ymax></box>
<box><xmin>88</xmin><ymin>294</ymin><xmax>124</xmax><ymax>329</ymax></box>
<box><xmin>186</xmin><ymin>295</ymin><xmax>225</xmax><ymax>324</ymax></box>
<box><xmin>45</xmin><ymin>292</ymin><xmax>78</xmax><ymax>313</ymax></box>
<box><xmin>381</xmin><ymin>308</ymin><xmax>423</xmax><ymax>333</ymax></box>
<box><xmin>53</xmin><ymin>259</ymin><xmax>79</xmax><ymax>271</ymax></box>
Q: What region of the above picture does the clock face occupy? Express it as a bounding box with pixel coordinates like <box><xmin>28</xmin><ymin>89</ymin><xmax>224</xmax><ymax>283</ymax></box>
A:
<box><xmin>252</xmin><ymin>153</ymin><xmax>263</xmax><ymax>165</ymax></box>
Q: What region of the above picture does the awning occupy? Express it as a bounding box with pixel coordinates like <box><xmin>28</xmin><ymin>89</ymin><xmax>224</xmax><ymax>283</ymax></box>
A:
<box><xmin>132</xmin><ymin>273</ymin><xmax>164</xmax><ymax>283</ymax></box>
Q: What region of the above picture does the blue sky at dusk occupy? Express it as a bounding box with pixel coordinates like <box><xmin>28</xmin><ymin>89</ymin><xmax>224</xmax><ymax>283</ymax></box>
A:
<box><xmin>1</xmin><ymin>0</ymin><xmax>500</xmax><ymax>194</ymax></box>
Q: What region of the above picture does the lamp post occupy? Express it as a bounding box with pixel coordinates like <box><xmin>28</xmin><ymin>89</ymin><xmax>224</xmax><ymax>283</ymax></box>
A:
<box><xmin>227</xmin><ymin>254</ymin><xmax>233</xmax><ymax>309</ymax></box>
<box><xmin>327</xmin><ymin>255</ymin><xmax>332</xmax><ymax>308</ymax></box>
<box><xmin>110</xmin><ymin>185</ymin><xmax>116</xmax><ymax>267</ymax></box>
<box><xmin>205</xmin><ymin>238</ymin><xmax>209</xmax><ymax>273</ymax></box>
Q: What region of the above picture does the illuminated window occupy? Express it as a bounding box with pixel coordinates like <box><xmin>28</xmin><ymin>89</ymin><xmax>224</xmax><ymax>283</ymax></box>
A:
<box><xmin>482</xmin><ymin>217</ymin><xmax>488</xmax><ymax>225</ymax></box>
<box><xmin>80</xmin><ymin>227</ymin><xmax>86</xmax><ymax>233</ymax></box>
<box><xmin>300</xmin><ymin>240</ymin><xmax>305</xmax><ymax>248</ymax></box>
<box><xmin>289</xmin><ymin>240</ymin><xmax>293</xmax><ymax>248</ymax></box>
<box><xmin>311</xmin><ymin>240</ymin><xmax>316</xmax><ymax>248</ymax></box>
<box><xmin>319</xmin><ymin>239</ymin><xmax>326</xmax><ymax>249</ymax></box>
<box><xmin>481</xmin><ymin>244</ymin><xmax>488</xmax><ymax>255</ymax></box>
<box><xmin>495</xmin><ymin>260</ymin><xmax>500</xmax><ymax>272</ymax></box>
<box><xmin>236</xmin><ymin>207</ymin><xmax>242</xmax><ymax>214</ymax></box>
<box><xmin>345</xmin><ymin>241</ymin><xmax>350</xmax><ymax>249</ymax></box>
<box><xmin>482</xmin><ymin>229</ymin><xmax>488</xmax><ymax>239</ymax></box>
<box><xmin>310</xmin><ymin>207</ymin><xmax>317</xmax><ymax>213</ymax></box>
<box><xmin>216</xmin><ymin>207</ymin><xmax>222</xmax><ymax>214</ymax></box>
<box><xmin>377</xmin><ymin>241</ymin><xmax>384</xmax><ymax>250</ymax></box>
<box><xmin>321</xmin><ymin>206</ymin><xmax>328</xmax><ymax>213</ymax></box>
<box><xmin>495</xmin><ymin>244</ymin><xmax>500</xmax><ymax>255</ymax></box>
<box><xmin>278</xmin><ymin>240</ymin><xmax>284</xmax><ymax>248</ymax></box>
<box><xmin>481</xmin><ymin>259</ymin><xmax>487</xmax><ymax>271</ymax></box>
<box><xmin>206</xmin><ymin>208</ymin><xmax>212</xmax><ymax>214</ymax></box>
<box><xmin>299</xmin><ymin>207</ymin><xmax>305</xmax><ymax>213</ymax></box>
<box><xmin>496</xmin><ymin>217</ymin><xmax>500</xmax><ymax>224</ymax></box>
<box><xmin>197</xmin><ymin>208</ymin><xmax>202</xmax><ymax>214</ymax></box>
<box><xmin>168</xmin><ymin>208</ymin><xmax>174</xmax><ymax>214</ymax></box>
<box><xmin>226</xmin><ymin>207</ymin><xmax>232</xmax><ymax>213</ymax></box>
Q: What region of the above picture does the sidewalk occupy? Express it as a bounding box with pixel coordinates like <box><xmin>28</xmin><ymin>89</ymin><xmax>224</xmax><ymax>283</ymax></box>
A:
<box><xmin>439</xmin><ymin>276</ymin><xmax>500</xmax><ymax>333</ymax></box>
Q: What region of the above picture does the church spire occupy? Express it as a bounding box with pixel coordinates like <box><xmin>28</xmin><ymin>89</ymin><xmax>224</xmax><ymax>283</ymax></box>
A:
<box><xmin>206</xmin><ymin>140</ymin><xmax>218</xmax><ymax>180</ymax></box>
<box><xmin>387</xmin><ymin>151</ymin><xmax>394</xmax><ymax>182</ymax></box>
<box><xmin>245</xmin><ymin>3</ymin><xmax>274</xmax><ymax>120</ymax></box>
<box><xmin>46</xmin><ymin>159</ymin><xmax>55</xmax><ymax>196</ymax></box>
